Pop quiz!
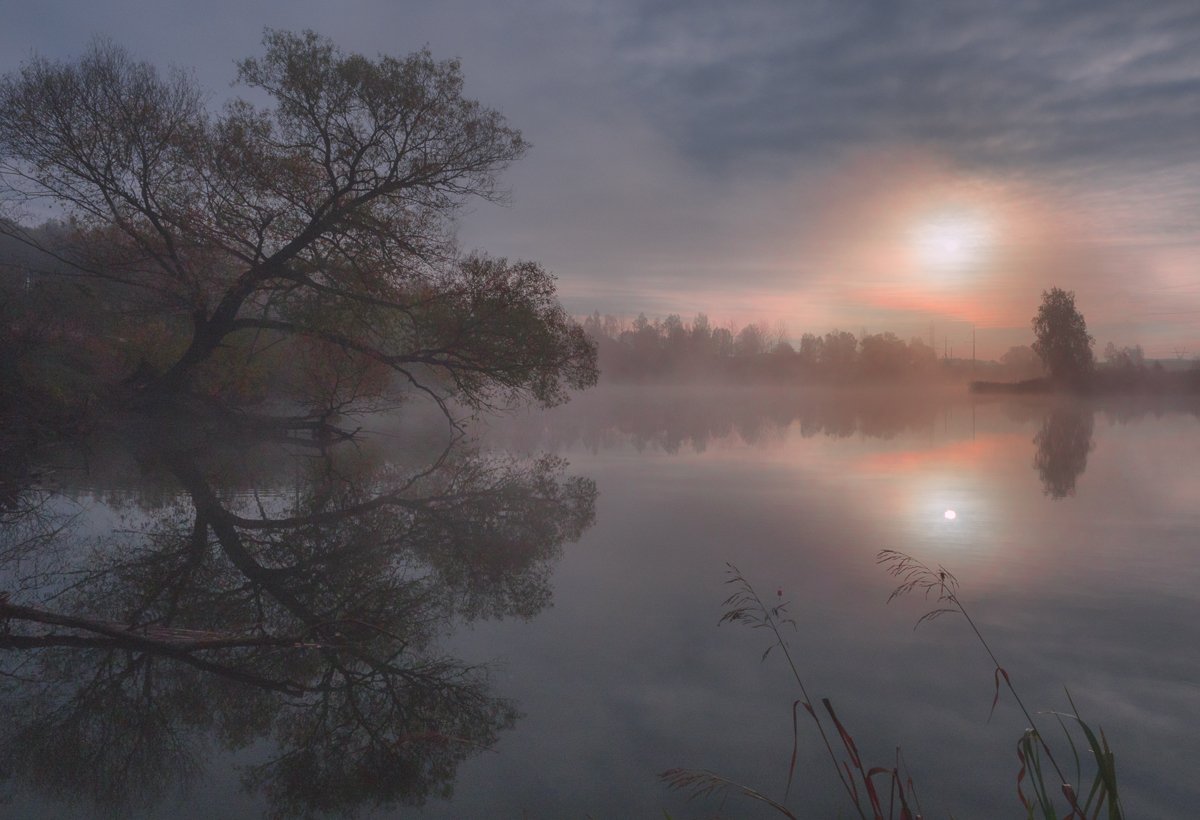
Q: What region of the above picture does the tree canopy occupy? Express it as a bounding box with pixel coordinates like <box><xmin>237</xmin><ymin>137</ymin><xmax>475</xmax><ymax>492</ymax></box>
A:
<box><xmin>0</xmin><ymin>31</ymin><xmax>596</xmax><ymax>422</ymax></box>
<box><xmin>1031</xmin><ymin>287</ymin><xmax>1094</xmax><ymax>386</ymax></box>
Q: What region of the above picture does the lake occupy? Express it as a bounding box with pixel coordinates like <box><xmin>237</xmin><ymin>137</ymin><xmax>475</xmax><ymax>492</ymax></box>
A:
<box><xmin>3</xmin><ymin>387</ymin><xmax>1198</xmax><ymax>817</ymax></box>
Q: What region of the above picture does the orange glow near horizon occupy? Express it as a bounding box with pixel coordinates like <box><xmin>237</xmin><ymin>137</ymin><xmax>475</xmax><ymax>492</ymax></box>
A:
<box><xmin>562</xmin><ymin>150</ymin><xmax>1200</xmax><ymax>359</ymax></box>
<box><xmin>797</xmin><ymin>156</ymin><xmax>1081</xmax><ymax>330</ymax></box>
<box><xmin>737</xmin><ymin>149</ymin><xmax>1176</xmax><ymax>356</ymax></box>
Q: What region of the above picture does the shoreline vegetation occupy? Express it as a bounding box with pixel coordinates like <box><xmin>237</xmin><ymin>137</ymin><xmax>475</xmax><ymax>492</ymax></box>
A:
<box><xmin>577</xmin><ymin>295</ymin><xmax>1200</xmax><ymax>397</ymax></box>
<box><xmin>970</xmin><ymin>368</ymin><xmax>1200</xmax><ymax>395</ymax></box>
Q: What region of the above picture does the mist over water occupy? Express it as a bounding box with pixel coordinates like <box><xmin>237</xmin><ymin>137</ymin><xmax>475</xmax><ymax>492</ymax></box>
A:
<box><xmin>3</xmin><ymin>387</ymin><xmax>1198</xmax><ymax>818</ymax></box>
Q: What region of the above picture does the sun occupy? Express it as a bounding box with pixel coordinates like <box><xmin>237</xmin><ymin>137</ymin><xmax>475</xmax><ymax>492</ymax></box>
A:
<box><xmin>911</xmin><ymin>209</ymin><xmax>992</xmax><ymax>277</ymax></box>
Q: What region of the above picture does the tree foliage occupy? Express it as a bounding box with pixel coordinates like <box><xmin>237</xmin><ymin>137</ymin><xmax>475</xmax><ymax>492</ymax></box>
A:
<box><xmin>998</xmin><ymin>345</ymin><xmax>1043</xmax><ymax>380</ymax></box>
<box><xmin>0</xmin><ymin>31</ymin><xmax>596</xmax><ymax>418</ymax></box>
<box><xmin>1031</xmin><ymin>287</ymin><xmax>1094</xmax><ymax>386</ymax></box>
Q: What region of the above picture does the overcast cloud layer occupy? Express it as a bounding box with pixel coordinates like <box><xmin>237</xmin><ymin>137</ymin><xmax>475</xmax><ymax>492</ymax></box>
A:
<box><xmin>4</xmin><ymin>0</ymin><xmax>1199</xmax><ymax>355</ymax></box>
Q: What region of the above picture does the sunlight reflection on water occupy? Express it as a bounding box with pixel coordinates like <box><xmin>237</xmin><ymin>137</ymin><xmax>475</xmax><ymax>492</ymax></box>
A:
<box><xmin>449</xmin><ymin>388</ymin><xmax>1200</xmax><ymax>819</ymax></box>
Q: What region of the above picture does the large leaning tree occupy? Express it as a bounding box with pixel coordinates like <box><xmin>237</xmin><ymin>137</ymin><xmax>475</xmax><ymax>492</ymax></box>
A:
<box><xmin>0</xmin><ymin>31</ymin><xmax>596</xmax><ymax>421</ymax></box>
<box><xmin>1031</xmin><ymin>286</ymin><xmax>1094</xmax><ymax>388</ymax></box>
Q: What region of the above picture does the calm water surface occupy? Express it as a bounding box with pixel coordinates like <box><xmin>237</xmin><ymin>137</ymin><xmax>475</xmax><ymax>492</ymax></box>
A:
<box><xmin>4</xmin><ymin>387</ymin><xmax>1198</xmax><ymax>817</ymax></box>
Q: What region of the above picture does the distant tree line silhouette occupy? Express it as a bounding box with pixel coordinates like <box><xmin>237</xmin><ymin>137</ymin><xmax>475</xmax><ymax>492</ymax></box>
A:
<box><xmin>580</xmin><ymin>312</ymin><xmax>1040</xmax><ymax>384</ymax></box>
<box><xmin>583</xmin><ymin>294</ymin><xmax>1200</xmax><ymax>393</ymax></box>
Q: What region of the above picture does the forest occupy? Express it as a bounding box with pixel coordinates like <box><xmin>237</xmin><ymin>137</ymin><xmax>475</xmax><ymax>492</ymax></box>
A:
<box><xmin>578</xmin><ymin>308</ymin><xmax>1199</xmax><ymax>391</ymax></box>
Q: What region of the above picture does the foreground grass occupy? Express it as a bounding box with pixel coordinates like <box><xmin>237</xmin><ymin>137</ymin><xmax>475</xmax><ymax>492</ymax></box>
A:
<box><xmin>661</xmin><ymin>553</ymin><xmax>1124</xmax><ymax>819</ymax></box>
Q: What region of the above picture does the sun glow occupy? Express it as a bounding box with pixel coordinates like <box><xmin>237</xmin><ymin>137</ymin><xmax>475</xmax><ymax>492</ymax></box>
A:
<box><xmin>912</xmin><ymin>210</ymin><xmax>992</xmax><ymax>276</ymax></box>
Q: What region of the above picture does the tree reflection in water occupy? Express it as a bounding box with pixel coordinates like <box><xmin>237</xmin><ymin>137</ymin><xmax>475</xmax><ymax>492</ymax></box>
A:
<box><xmin>1033</xmin><ymin>406</ymin><xmax>1095</xmax><ymax>499</ymax></box>
<box><xmin>0</xmin><ymin>427</ymin><xmax>595</xmax><ymax>816</ymax></box>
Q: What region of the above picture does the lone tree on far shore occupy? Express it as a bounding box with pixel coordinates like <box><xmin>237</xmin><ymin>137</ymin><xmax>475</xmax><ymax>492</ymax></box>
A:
<box><xmin>1031</xmin><ymin>287</ymin><xmax>1094</xmax><ymax>387</ymax></box>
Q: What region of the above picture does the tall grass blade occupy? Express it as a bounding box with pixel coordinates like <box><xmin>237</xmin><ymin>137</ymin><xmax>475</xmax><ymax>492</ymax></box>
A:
<box><xmin>1060</xmin><ymin>690</ymin><xmax>1123</xmax><ymax>820</ymax></box>
<box><xmin>785</xmin><ymin>698</ymin><xmax>806</xmax><ymax>801</ymax></box>
<box><xmin>1052</xmin><ymin>711</ymin><xmax>1083</xmax><ymax>792</ymax></box>
<box><xmin>659</xmin><ymin>768</ymin><xmax>799</xmax><ymax>819</ymax></box>
<box><xmin>988</xmin><ymin>666</ymin><xmax>1012</xmax><ymax>723</ymax></box>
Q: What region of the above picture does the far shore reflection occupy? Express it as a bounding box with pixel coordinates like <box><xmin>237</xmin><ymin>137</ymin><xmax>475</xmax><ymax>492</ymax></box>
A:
<box><xmin>485</xmin><ymin>387</ymin><xmax>1198</xmax><ymax>500</ymax></box>
<box><xmin>1034</xmin><ymin>406</ymin><xmax>1096</xmax><ymax>499</ymax></box>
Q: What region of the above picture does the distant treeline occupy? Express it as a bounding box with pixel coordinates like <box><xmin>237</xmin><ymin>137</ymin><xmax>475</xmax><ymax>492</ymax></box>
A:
<box><xmin>580</xmin><ymin>312</ymin><xmax>1043</xmax><ymax>384</ymax></box>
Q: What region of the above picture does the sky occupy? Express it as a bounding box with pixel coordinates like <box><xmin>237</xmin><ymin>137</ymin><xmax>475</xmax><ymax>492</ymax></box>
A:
<box><xmin>3</xmin><ymin>0</ymin><xmax>1200</xmax><ymax>358</ymax></box>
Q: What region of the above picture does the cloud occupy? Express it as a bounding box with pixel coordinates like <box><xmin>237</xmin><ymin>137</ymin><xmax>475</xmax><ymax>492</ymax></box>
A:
<box><xmin>612</xmin><ymin>1</ymin><xmax>1200</xmax><ymax>173</ymax></box>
